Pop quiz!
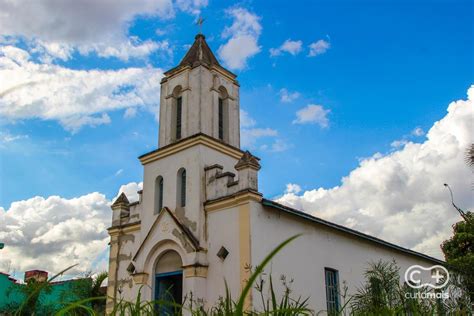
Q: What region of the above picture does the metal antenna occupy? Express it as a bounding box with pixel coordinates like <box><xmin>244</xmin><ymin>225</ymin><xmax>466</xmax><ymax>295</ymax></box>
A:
<box><xmin>444</xmin><ymin>183</ymin><xmax>468</xmax><ymax>221</ymax></box>
<box><xmin>196</xmin><ymin>16</ymin><xmax>205</xmax><ymax>34</ymax></box>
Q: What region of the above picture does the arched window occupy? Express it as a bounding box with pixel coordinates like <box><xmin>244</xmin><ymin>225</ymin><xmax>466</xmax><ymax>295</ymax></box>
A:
<box><xmin>154</xmin><ymin>176</ymin><xmax>163</xmax><ymax>214</ymax></box>
<box><xmin>177</xmin><ymin>168</ymin><xmax>186</xmax><ymax>207</ymax></box>
<box><xmin>218</xmin><ymin>86</ymin><xmax>229</xmax><ymax>141</ymax></box>
<box><xmin>171</xmin><ymin>86</ymin><xmax>183</xmax><ymax>141</ymax></box>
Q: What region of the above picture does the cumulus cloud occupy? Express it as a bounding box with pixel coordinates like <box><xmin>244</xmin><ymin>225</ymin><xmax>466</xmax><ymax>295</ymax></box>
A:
<box><xmin>218</xmin><ymin>7</ymin><xmax>262</xmax><ymax>70</ymax></box>
<box><xmin>293</xmin><ymin>104</ymin><xmax>330</xmax><ymax>127</ymax></box>
<box><xmin>277</xmin><ymin>86</ymin><xmax>474</xmax><ymax>259</ymax></box>
<box><xmin>0</xmin><ymin>46</ymin><xmax>163</xmax><ymax>132</ymax></box>
<box><xmin>0</xmin><ymin>182</ymin><xmax>143</xmax><ymax>275</ymax></box>
<box><xmin>0</xmin><ymin>0</ymin><xmax>179</xmax><ymax>61</ymax></box>
<box><xmin>270</xmin><ymin>39</ymin><xmax>303</xmax><ymax>57</ymax></box>
<box><xmin>308</xmin><ymin>39</ymin><xmax>330</xmax><ymax>57</ymax></box>
<box><xmin>0</xmin><ymin>193</ymin><xmax>110</xmax><ymax>274</ymax></box>
<box><xmin>279</xmin><ymin>88</ymin><xmax>300</xmax><ymax>103</ymax></box>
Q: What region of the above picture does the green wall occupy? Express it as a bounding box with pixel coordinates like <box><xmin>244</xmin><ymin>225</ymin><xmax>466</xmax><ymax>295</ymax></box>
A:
<box><xmin>0</xmin><ymin>273</ymin><xmax>92</xmax><ymax>314</ymax></box>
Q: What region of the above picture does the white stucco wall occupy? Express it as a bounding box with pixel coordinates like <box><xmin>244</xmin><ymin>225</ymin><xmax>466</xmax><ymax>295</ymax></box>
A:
<box><xmin>249</xmin><ymin>203</ymin><xmax>438</xmax><ymax>314</ymax></box>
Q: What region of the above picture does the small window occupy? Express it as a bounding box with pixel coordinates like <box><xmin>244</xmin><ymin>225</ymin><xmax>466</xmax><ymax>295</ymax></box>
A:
<box><xmin>325</xmin><ymin>268</ymin><xmax>339</xmax><ymax>314</ymax></box>
<box><xmin>177</xmin><ymin>168</ymin><xmax>186</xmax><ymax>207</ymax></box>
<box><xmin>155</xmin><ymin>176</ymin><xmax>164</xmax><ymax>213</ymax></box>
<box><xmin>218</xmin><ymin>98</ymin><xmax>224</xmax><ymax>140</ymax></box>
<box><xmin>176</xmin><ymin>97</ymin><xmax>182</xmax><ymax>140</ymax></box>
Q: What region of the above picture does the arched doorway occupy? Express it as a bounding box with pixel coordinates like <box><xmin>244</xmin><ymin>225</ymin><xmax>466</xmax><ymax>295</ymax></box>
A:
<box><xmin>154</xmin><ymin>250</ymin><xmax>183</xmax><ymax>314</ymax></box>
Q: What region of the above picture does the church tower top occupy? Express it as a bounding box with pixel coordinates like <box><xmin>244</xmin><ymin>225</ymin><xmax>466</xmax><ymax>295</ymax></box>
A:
<box><xmin>158</xmin><ymin>33</ymin><xmax>241</xmax><ymax>148</ymax></box>
<box><xmin>164</xmin><ymin>34</ymin><xmax>236</xmax><ymax>79</ymax></box>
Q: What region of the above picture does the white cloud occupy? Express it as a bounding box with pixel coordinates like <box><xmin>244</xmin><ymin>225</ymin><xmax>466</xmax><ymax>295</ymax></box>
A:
<box><xmin>390</xmin><ymin>139</ymin><xmax>409</xmax><ymax>148</ymax></box>
<box><xmin>0</xmin><ymin>193</ymin><xmax>110</xmax><ymax>274</ymax></box>
<box><xmin>285</xmin><ymin>183</ymin><xmax>302</xmax><ymax>194</ymax></box>
<box><xmin>218</xmin><ymin>7</ymin><xmax>262</xmax><ymax>70</ymax></box>
<box><xmin>0</xmin><ymin>182</ymin><xmax>143</xmax><ymax>275</ymax></box>
<box><xmin>293</xmin><ymin>104</ymin><xmax>330</xmax><ymax>127</ymax></box>
<box><xmin>0</xmin><ymin>0</ymin><xmax>177</xmax><ymax>61</ymax></box>
<box><xmin>0</xmin><ymin>131</ymin><xmax>28</xmax><ymax>144</ymax></box>
<box><xmin>268</xmin><ymin>139</ymin><xmax>291</xmax><ymax>152</ymax></box>
<box><xmin>277</xmin><ymin>86</ymin><xmax>474</xmax><ymax>259</ymax></box>
<box><xmin>0</xmin><ymin>46</ymin><xmax>163</xmax><ymax>132</ymax></box>
<box><xmin>411</xmin><ymin>127</ymin><xmax>425</xmax><ymax>137</ymax></box>
<box><xmin>240</xmin><ymin>109</ymin><xmax>290</xmax><ymax>152</ymax></box>
<box><xmin>0</xmin><ymin>0</ymin><xmax>208</xmax><ymax>62</ymax></box>
<box><xmin>279</xmin><ymin>88</ymin><xmax>300</xmax><ymax>103</ymax></box>
<box><xmin>270</xmin><ymin>39</ymin><xmax>303</xmax><ymax>57</ymax></box>
<box><xmin>308</xmin><ymin>39</ymin><xmax>330</xmax><ymax>57</ymax></box>
<box><xmin>116</xmin><ymin>182</ymin><xmax>143</xmax><ymax>203</ymax></box>
<box><xmin>240</xmin><ymin>109</ymin><xmax>256</xmax><ymax>128</ymax></box>
<box><xmin>241</xmin><ymin>127</ymin><xmax>278</xmax><ymax>148</ymax></box>
<box><xmin>176</xmin><ymin>0</ymin><xmax>208</xmax><ymax>15</ymax></box>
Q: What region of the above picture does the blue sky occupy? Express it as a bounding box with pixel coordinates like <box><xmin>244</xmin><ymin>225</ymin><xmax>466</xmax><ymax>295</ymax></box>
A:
<box><xmin>0</xmin><ymin>0</ymin><xmax>472</xmax><ymax>273</ymax></box>
<box><xmin>1</xmin><ymin>0</ymin><xmax>471</xmax><ymax>207</ymax></box>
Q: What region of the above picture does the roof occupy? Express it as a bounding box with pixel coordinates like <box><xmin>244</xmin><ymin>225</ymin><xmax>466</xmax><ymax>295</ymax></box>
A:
<box><xmin>111</xmin><ymin>192</ymin><xmax>129</xmax><ymax>209</ymax></box>
<box><xmin>164</xmin><ymin>34</ymin><xmax>236</xmax><ymax>78</ymax></box>
<box><xmin>179</xmin><ymin>34</ymin><xmax>220</xmax><ymax>68</ymax></box>
<box><xmin>262</xmin><ymin>199</ymin><xmax>444</xmax><ymax>264</ymax></box>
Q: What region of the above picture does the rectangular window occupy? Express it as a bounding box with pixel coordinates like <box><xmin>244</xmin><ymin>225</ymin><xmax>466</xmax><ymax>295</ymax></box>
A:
<box><xmin>158</xmin><ymin>178</ymin><xmax>163</xmax><ymax>211</ymax></box>
<box><xmin>176</xmin><ymin>97</ymin><xmax>182</xmax><ymax>140</ymax></box>
<box><xmin>325</xmin><ymin>268</ymin><xmax>339</xmax><ymax>314</ymax></box>
<box><xmin>218</xmin><ymin>98</ymin><xmax>224</xmax><ymax>140</ymax></box>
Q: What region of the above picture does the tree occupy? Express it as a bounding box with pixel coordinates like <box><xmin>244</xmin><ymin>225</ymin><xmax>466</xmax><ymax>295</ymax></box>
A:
<box><xmin>441</xmin><ymin>211</ymin><xmax>474</xmax><ymax>303</ymax></box>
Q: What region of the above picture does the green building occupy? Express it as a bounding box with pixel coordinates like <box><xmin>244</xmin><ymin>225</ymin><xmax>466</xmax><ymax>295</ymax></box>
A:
<box><xmin>0</xmin><ymin>270</ymin><xmax>92</xmax><ymax>315</ymax></box>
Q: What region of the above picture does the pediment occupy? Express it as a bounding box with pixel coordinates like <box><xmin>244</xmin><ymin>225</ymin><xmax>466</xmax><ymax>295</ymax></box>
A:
<box><xmin>132</xmin><ymin>207</ymin><xmax>200</xmax><ymax>262</ymax></box>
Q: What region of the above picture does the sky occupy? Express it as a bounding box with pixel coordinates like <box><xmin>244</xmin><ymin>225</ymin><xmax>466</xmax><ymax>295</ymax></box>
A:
<box><xmin>0</xmin><ymin>0</ymin><xmax>472</xmax><ymax>276</ymax></box>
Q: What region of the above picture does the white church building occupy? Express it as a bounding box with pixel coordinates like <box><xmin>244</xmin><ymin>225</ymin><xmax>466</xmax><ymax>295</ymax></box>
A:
<box><xmin>106</xmin><ymin>34</ymin><xmax>442</xmax><ymax>314</ymax></box>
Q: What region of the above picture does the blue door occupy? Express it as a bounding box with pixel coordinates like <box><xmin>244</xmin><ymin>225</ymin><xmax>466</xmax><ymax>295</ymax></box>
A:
<box><xmin>154</xmin><ymin>271</ymin><xmax>183</xmax><ymax>315</ymax></box>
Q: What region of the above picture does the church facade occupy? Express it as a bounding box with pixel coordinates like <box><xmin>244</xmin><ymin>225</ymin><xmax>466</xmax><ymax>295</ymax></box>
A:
<box><xmin>106</xmin><ymin>34</ymin><xmax>442</xmax><ymax>314</ymax></box>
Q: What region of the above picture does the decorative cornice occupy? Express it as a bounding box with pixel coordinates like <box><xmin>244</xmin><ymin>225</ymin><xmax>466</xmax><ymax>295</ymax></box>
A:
<box><xmin>204</xmin><ymin>190</ymin><xmax>263</xmax><ymax>212</ymax></box>
<box><xmin>139</xmin><ymin>133</ymin><xmax>245</xmax><ymax>165</ymax></box>
<box><xmin>108</xmin><ymin>221</ymin><xmax>141</xmax><ymax>236</ymax></box>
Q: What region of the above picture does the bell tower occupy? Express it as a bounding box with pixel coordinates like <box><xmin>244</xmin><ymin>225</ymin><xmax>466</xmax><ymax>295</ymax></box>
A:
<box><xmin>158</xmin><ymin>34</ymin><xmax>240</xmax><ymax>148</ymax></box>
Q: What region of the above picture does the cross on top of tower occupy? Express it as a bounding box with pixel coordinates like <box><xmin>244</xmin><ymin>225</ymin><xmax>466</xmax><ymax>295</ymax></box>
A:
<box><xmin>196</xmin><ymin>16</ymin><xmax>205</xmax><ymax>34</ymax></box>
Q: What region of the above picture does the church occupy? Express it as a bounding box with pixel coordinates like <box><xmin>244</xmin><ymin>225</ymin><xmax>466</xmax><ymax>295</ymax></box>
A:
<box><xmin>106</xmin><ymin>33</ymin><xmax>442</xmax><ymax>314</ymax></box>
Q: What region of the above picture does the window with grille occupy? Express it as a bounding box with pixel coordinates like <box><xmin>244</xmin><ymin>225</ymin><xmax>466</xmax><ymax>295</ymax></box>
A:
<box><xmin>176</xmin><ymin>97</ymin><xmax>182</xmax><ymax>140</ymax></box>
<box><xmin>218</xmin><ymin>98</ymin><xmax>224</xmax><ymax>140</ymax></box>
<box><xmin>325</xmin><ymin>268</ymin><xmax>339</xmax><ymax>314</ymax></box>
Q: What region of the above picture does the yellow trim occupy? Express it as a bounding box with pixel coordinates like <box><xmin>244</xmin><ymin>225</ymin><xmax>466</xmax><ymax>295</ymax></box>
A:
<box><xmin>140</xmin><ymin>135</ymin><xmax>243</xmax><ymax>165</ymax></box>
<box><xmin>239</xmin><ymin>202</ymin><xmax>252</xmax><ymax>310</ymax></box>
<box><xmin>164</xmin><ymin>65</ymin><xmax>191</xmax><ymax>80</ymax></box>
<box><xmin>183</xmin><ymin>265</ymin><xmax>208</xmax><ymax>278</ymax></box>
<box><xmin>132</xmin><ymin>272</ymin><xmax>149</xmax><ymax>285</ymax></box>
<box><xmin>204</xmin><ymin>191</ymin><xmax>262</xmax><ymax>213</ymax></box>
<box><xmin>210</xmin><ymin>65</ymin><xmax>238</xmax><ymax>82</ymax></box>
<box><xmin>108</xmin><ymin>222</ymin><xmax>141</xmax><ymax>236</ymax></box>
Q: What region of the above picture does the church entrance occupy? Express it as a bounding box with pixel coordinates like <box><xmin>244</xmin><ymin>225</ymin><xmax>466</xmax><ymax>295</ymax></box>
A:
<box><xmin>154</xmin><ymin>250</ymin><xmax>183</xmax><ymax>315</ymax></box>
